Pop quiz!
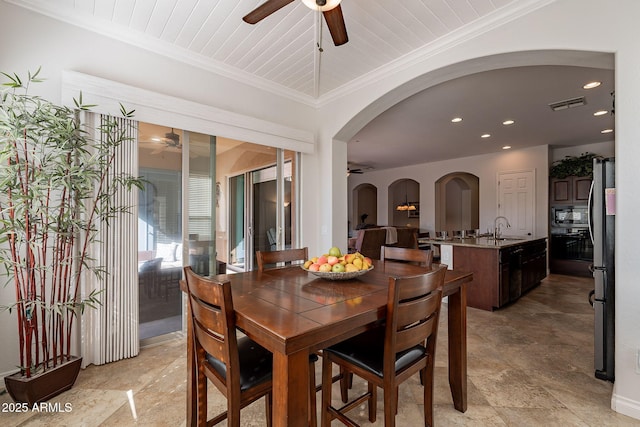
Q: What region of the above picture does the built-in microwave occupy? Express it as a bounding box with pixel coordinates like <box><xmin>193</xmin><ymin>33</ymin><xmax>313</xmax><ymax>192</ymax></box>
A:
<box><xmin>551</xmin><ymin>205</ymin><xmax>589</xmax><ymax>228</ymax></box>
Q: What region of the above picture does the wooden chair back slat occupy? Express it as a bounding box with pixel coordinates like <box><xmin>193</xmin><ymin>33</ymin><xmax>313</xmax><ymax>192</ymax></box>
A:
<box><xmin>395</xmin><ymin>292</ymin><xmax>440</xmax><ymax>330</ymax></box>
<box><xmin>395</xmin><ymin>316</ymin><xmax>437</xmax><ymax>354</ymax></box>
<box><xmin>256</xmin><ymin>247</ymin><xmax>308</xmax><ymax>271</ymax></box>
<box><xmin>380</xmin><ymin>246</ymin><xmax>433</xmax><ymax>268</ymax></box>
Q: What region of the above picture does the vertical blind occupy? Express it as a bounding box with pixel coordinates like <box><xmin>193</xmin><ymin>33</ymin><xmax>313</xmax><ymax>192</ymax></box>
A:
<box><xmin>81</xmin><ymin>113</ymin><xmax>139</xmax><ymax>366</ymax></box>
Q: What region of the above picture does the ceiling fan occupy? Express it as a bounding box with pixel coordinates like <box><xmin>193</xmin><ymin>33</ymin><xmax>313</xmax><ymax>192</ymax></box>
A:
<box><xmin>162</xmin><ymin>128</ymin><xmax>181</xmax><ymax>148</ymax></box>
<box><xmin>347</xmin><ymin>163</ymin><xmax>371</xmax><ymax>175</ymax></box>
<box><xmin>243</xmin><ymin>0</ymin><xmax>349</xmax><ymax>46</ymax></box>
<box><xmin>145</xmin><ymin>128</ymin><xmax>182</xmax><ymax>154</ymax></box>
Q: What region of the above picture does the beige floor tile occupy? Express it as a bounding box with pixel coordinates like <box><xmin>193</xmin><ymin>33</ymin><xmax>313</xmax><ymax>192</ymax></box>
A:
<box><xmin>3</xmin><ymin>274</ymin><xmax>640</xmax><ymax>426</ymax></box>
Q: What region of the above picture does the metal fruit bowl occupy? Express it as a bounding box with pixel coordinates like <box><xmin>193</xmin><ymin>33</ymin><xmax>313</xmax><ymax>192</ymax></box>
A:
<box><xmin>301</xmin><ymin>265</ymin><xmax>373</xmax><ymax>281</ymax></box>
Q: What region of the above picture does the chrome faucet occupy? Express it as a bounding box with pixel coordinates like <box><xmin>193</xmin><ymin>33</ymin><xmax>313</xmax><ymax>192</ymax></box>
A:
<box><xmin>493</xmin><ymin>216</ymin><xmax>511</xmax><ymax>239</ymax></box>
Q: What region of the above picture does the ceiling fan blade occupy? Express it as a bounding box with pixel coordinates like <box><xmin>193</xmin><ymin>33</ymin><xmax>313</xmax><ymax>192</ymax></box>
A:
<box><xmin>243</xmin><ymin>0</ymin><xmax>295</xmax><ymax>24</ymax></box>
<box><xmin>323</xmin><ymin>4</ymin><xmax>348</xmax><ymax>46</ymax></box>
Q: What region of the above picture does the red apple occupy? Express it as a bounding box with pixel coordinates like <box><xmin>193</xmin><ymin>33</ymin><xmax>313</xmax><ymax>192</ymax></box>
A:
<box><xmin>327</xmin><ymin>255</ymin><xmax>339</xmax><ymax>265</ymax></box>
<box><xmin>317</xmin><ymin>255</ymin><xmax>328</xmax><ymax>265</ymax></box>
<box><xmin>309</xmin><ymin>263</ymin><xmax>320</xmax><ymax>272</ymax></box>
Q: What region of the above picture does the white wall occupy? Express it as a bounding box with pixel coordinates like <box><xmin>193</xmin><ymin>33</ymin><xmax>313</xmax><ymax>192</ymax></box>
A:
<box><xmin>348</xmin><ymin>145</ymin><xmax>550</xmax><ymax>239</ymax></box>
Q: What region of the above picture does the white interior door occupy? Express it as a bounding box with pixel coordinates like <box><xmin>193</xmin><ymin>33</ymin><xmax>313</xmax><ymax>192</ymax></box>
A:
<box><xmin>497</xmin><ymin>170</ymin><xmax>535</xmax><ymax>237</ymax></box>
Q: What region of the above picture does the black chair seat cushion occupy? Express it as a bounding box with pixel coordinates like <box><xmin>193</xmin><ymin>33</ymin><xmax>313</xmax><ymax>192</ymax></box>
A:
<box><xmin>206</xmin><ymin>338</ymin><xmax>319</xmax><ymax>391</ymax></box>
<box><xmin>325</xmin><ymin>327</ymin><xmax>426</xmax><ymax>378</ymax></box>
<box><xmin>206</xmin><ymin>336</ymin><xmax>273</xmax><ymax>391</ymax></box>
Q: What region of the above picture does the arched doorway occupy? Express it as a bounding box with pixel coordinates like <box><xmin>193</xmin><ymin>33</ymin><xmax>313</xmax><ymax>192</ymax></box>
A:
<box><xmin>389</xmin><ymin>179</ymin><xmax>419</xmax><ymax>228</ymax></box>
<box><xmin>352</xmin><ymin>183</ymin><xmax>377</xmax><ymax>231</ymax></box>
<box><xmin>435</xmin><ymin>172</ymin><xmax>479</xmax><ymax>233</ymax></box>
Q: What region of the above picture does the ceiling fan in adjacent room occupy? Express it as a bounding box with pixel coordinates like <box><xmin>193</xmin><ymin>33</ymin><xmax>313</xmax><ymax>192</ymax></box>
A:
<box><xmin>142</xmin><ymin>127</ymin><xmax>182</xmax><ymax>154</ymax></box>
<box><xmin>243</xmin><ymin>0</ymin><xmax>349</xmax><ymax>46</ymax></box>
<box><xmin>161</xmin><ymin>128</ymin><xmax>181</xmax><ymax>148</ymax></box>
<box><xmin>347</xmin><ymin>163</ymin><xmax>372</xmax><ymax>176</ymax></box>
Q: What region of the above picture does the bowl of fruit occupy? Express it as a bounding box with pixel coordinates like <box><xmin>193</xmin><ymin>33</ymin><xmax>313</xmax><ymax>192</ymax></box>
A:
<box><xmin>302</xmin><ymin>247</ymin><xmax>373</xmax><ymax>281</ymax></box>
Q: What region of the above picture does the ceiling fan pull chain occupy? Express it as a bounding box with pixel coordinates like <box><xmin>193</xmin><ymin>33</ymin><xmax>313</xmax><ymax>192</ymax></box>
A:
<box><xmin>317</xmin><ymin>8</ymin><xmax>323</xmax><ymax>52</ymax></box>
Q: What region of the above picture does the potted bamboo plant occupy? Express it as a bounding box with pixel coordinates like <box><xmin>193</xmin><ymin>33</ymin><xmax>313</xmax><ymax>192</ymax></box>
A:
<box><xmin>0</xmin><ymin>69</ymin><xmax>143</xmax><ymax>403</ymax></box>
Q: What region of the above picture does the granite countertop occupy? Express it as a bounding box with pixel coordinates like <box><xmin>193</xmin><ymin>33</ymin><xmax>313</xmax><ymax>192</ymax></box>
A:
<box><xmin>419</xmin><ymin>235</ymin><xmax>546</xmax><ymax>249</ymax></box>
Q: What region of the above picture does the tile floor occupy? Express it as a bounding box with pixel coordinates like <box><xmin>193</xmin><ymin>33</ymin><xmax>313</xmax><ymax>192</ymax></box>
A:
<box><xmin>2</xmin><ymin>274</ymin><xmax>639</xmax><ymax>426</ymax></box>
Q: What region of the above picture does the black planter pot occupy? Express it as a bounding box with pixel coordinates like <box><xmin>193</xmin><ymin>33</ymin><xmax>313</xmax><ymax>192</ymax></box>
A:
<box><xmin>4</xmin><ymin>356</ymin><xmax>82</xmax><ymax>405</ymax></box>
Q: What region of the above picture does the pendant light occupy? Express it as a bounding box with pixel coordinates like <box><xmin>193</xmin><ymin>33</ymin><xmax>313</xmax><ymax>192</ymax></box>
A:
<box><xmin>396</xmin><ymin>180</ymin><xmax>416</xmax><ymax>211</ymax></box>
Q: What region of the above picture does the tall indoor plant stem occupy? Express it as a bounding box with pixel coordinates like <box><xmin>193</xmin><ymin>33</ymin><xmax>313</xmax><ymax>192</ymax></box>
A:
<box><xmin>0</xmin><ymin>68</ymin><xmax>143</xmax><ymax>380</ymax></box>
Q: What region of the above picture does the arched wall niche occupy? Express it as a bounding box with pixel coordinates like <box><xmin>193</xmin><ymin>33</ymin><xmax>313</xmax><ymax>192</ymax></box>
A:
<box><xmin>435</xmin><ymin>172</ymin><xmax>479</xmax><ymax>232</ymax></box>
<box><xmin>389</xmin><ymin>179</ymin><xmax>420</xmax><ymax>228</ymax></box>
<box><xmin>352</xmin><ymin>183</ymin><xmax>377</xmax><ymax>230</ymax></box>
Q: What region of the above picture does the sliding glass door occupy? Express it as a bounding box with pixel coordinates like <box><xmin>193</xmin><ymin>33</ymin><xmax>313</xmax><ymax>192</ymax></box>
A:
<box><xmin>137</xmin><ymin>126</ymin><xmax>184</xmax><ymax>341</ymax></box>
<box><xmin>137</xmin><ymin>123</ymin><xmax>300</xmax><ymax>340</ymax></box>
<box><xmin>227</xmin><ymin>149</ymin><xmax>298</xmax><ymax>271</ymax></box>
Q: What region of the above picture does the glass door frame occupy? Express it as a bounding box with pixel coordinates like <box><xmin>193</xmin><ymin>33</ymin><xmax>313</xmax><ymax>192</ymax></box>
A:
<box><xmin>229</xmin><ymin>149</ymin><xmax>300</xmax><ymax>271</ymax></box>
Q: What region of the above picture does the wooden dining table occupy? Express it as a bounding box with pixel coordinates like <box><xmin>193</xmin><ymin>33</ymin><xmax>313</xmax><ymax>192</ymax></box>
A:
<box><xmin>183</xmin><ymin>259</ymin><xmax>472</xmax><ymax>426</ymax></box>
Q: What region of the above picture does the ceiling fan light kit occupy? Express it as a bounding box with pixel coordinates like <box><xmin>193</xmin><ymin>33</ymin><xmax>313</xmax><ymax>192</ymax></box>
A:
<box><xmin>302</xmin><ymin>0</ymin><xmax>341</xmax><ymax>12</ymax></box>
<box><xmin>243</xmin><ymin>0</ymin><xmax>348</xmax><ymax>46</ymax></box>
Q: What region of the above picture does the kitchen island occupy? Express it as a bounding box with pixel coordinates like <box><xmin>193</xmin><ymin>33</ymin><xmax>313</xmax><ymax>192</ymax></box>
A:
<box><xmin>422</xmin><ymin>236</ymin><xmax>547</xmax><ymax>311</ymax></box>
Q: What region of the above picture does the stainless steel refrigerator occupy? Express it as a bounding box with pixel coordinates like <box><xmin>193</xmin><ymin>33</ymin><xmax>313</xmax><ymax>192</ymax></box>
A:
<box><xmin>588</xmin><ymin>157</ymin><xmax>615</xmax><ymax>381</ymax></box>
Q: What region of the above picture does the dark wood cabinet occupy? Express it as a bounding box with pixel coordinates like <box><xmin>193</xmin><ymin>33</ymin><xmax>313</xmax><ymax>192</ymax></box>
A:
<box><xmin>550</xmin><ymin>176</ymin><xmax>592</xmax><ymax>205</ymax></box>
<box><xmin>454</xmin><ymin>239</ymin><xmax>547</xmax><ymax>311</ymax></box>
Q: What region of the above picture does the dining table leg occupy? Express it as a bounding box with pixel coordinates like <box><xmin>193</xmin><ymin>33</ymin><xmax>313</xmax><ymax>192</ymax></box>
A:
<box><xmin>272</xmin><ymin>349</ymin><xmax>310</xmax><ymax>426</ymax></box>
<box><xmin>447</xmin><ymin>282</ymin><xmax>468</xmax><ymax>412</ymax></box>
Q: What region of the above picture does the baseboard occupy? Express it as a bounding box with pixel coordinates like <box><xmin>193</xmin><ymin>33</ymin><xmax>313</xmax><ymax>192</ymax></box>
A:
<box><xmin>612</xmin><ymin>390</ymin><xmax>640</xmax><ymax>421</ymax></box>
<box><xmin>0</xmin><ymin>368</ymin><xmax>21</xmax><ymax>394</ymax></box>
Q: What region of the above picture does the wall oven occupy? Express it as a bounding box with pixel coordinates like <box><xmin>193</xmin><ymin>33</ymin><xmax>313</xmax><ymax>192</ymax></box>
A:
<box><xmin>550</xmin><ymin>206</ymin><xmax>593</xmax><ymax>276</ymax></box>
<box><xmin>550</xmin><ymin>228</ymin><xmax>593</xmax><ymax>262</ymax></box>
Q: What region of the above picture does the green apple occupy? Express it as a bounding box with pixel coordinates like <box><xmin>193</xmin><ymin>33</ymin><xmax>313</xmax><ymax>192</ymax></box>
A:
<box><xmin>328</xmin><ymin>246</ymin><xmax>342</xmax><ymax>257</ymax></box>
<box><xmin>331</xmin><ymin>263</ymin><xmax>346</xmax><ymax>273</ymax></box>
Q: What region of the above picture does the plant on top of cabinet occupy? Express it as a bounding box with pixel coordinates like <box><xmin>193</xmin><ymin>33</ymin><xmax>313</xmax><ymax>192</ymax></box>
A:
<box><xmin>550</xmin><ymin>152</ymin><xmax>602</xmax><ymax>178</ymax></box>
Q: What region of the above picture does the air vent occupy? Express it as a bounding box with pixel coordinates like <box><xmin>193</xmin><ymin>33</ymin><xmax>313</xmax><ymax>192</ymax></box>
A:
<box><xmin>549</xmin><ymin>96</ymin><xmax>586</xmax><ymax>111</ymax></box>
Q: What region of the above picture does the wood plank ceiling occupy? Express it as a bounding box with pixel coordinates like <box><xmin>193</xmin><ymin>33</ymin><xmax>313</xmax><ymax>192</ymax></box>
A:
<box><xmin>11</xmin><ymin>0</ymin><xmax>518</xmax><ymax>101</ymax></box>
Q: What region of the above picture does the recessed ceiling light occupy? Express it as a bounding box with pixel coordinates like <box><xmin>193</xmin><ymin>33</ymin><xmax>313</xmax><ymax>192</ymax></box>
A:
<box><xmin>481</xmin><ymin>134</ymin><xmax>491</xmax><ymax>138</ymax></box>
<box><xmin>583</xmin><ymin>81</ymin><xmax>601</xmax><ymax>89</ymax></box>
<box><xmin>502</xmin><ymin>120</ymin><xmax>515</xmax><ymax>126</ymax></box>
<box><xmin>593</xmin><ymin>110</ymin><xmax>608</xmax><ymax>116</ymax></box>
<box><xmin>502</xmin><ymin>146</ymin><xmax>511</xmax><ymax>150</ymax></box>
<box><xmin>601</xmin><ymin>129</ymin><xmax>614</xmax><ymax>134</ymax></box>
<box><xmin>451</xmin><ymin>117</ymin><xmax>463</xmax><ymax>123</ymax></box>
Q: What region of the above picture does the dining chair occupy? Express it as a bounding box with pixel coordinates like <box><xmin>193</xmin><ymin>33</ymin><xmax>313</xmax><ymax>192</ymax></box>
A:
<box><xmin>380</xmin><ymin>246</ymin><xmax>433</xmax><ymax>269</ymax></box>
<box><xmin>320</xmin><ymin>265</ymin><xmax>447</xmax><ymax>427</ymax></box>
<box><xmin>256</xmin><ymin>247</ymin><xmax>308</xmax><ymax>271</ymax></box>
<box><xmin>184</xmin><ymin>266</ymin><xmax>276</xmax><ymax>426</ymax></box>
